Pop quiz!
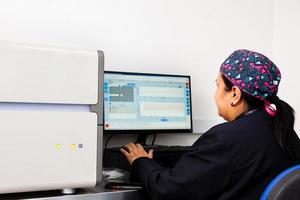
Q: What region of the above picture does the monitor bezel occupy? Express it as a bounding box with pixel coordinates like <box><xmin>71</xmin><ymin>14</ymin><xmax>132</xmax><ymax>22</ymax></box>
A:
<box><xmin>103</xmin><ymin>70</ymin><xmax>193</xmax><ymax>134</ymax></box>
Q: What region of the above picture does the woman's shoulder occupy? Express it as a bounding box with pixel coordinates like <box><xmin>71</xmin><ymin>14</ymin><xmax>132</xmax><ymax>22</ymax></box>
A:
<box><xmin>201</xmin><ymin>110</ymin><xmax>271</xmax><ymax>142</ymax></box>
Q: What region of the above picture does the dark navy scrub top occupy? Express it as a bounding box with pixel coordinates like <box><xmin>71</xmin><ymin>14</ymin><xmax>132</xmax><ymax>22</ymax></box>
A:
<box><xmin>131</xmin><ymin>110</ymin><xmax>300</xmax><ymax>200</ymax></box>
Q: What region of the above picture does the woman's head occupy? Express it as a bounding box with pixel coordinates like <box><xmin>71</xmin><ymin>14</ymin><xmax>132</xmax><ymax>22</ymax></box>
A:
<box><xmin>217</xmin><ymin>49</ymin><xmax>298</xmax><ymax>160</ymax></box>
<box><xmin>214</xmin><ymin>73</ymin><xmax>249</xmax><ymax>121</ymax></box>
<box><xmin>216</xmin><ymin>49</ymin><xmax>281</xmax><ymax>120</ymax></box>
<box><xmin>215</xmin><ymin>73</ymin><xmax>265</xmax><ymax>121</ymax></box>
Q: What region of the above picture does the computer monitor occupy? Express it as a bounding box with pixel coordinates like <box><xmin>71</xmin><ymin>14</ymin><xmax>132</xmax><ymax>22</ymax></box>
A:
<box><xmin>103</xmin><ymin>71</ymin><xmax>193</xmax><ymax>136</ymax></box>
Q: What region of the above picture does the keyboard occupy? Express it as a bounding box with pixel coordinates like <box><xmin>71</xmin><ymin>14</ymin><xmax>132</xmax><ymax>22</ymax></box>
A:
<box><xmin>144</xmin><ymin>145</ymin><xmax>193</xmax><ymax>152</ymax></box>
<box><xmin>103</xmin><ymin>145</ymin><xmax>193</xmax><ymax>172</ymax></box>
<box><xmin>108</xmin><ymin>145</ymin><xmax>193</xmax><ymax>153</ymax></box>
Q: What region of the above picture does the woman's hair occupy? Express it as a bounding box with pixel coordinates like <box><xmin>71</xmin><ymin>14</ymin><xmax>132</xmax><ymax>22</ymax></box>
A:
<box><xmin>222</xmin><ymin>74</ymin><xmax>298</xmax><ymax>160</ymax></box>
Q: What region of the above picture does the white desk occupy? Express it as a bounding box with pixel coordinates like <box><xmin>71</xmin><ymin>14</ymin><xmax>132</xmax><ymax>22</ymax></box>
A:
<box><xmin>0</xmin><ymin>184</ymin><xmax>146</xmax><ymax>200</ymax></box>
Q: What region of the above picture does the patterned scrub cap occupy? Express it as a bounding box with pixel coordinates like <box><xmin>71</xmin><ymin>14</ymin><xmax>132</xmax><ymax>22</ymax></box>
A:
<box><xmin>220</xmin><ymin>49</ymin><xmax>281</xmax><ymax>101</ymax></box>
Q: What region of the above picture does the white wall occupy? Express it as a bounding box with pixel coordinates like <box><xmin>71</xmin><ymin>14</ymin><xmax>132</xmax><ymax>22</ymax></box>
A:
<box><xmin>0</xmin><ymin>0</ymin><xmax>284</xmax><ymax>146</ymax></box>
<box><xmin>273</xmin><ymin>0</ymin><xmax>300</xmax><ymax>133</ymax></box>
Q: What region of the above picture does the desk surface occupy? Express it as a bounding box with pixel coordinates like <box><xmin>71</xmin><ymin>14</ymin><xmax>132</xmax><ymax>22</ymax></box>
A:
<box><xmin>0</xmin><ymin>184</ymin><xmax>143</xmax><ymax>200</ymax></box>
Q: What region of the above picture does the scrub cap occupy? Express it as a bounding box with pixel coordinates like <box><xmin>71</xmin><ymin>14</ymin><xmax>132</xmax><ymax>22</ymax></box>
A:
<box><xmin>220</xmin><ymin>49</ymin><xmax>281</xmax><ymax>116</ymax></box>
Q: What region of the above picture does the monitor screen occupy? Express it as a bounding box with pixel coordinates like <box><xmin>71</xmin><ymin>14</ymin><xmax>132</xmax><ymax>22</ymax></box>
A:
<box><xmin>103</xmin><ymin>71</ymin><xmax>192</xmax><ymax>134</ymax></box>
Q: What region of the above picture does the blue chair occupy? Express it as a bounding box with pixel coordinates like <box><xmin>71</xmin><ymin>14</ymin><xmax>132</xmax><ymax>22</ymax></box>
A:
<box><xmin>260</xmin><ymin>164</ymin><xmax>300</xmax><ymax>200</ymax></box>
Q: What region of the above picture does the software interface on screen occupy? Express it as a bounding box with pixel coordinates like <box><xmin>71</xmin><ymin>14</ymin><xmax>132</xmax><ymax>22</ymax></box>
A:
<box><xmin>104</xmin><ymin>72</ymin><xmax>192</xmax><ymax>131</ymax></box>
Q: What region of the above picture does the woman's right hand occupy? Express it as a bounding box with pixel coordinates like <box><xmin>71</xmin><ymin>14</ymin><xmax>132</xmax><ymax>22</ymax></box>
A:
<box><xmin>120</xmin><ymin>143</ymin><xmax>153</xmax><ymax>165</ymax></box>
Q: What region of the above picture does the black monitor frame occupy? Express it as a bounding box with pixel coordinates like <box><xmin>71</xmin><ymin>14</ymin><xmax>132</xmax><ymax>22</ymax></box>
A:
<box><xmin>103</xmin><ymin>70</ymin><xmax>193</xmax><ymax>137</ymax></box>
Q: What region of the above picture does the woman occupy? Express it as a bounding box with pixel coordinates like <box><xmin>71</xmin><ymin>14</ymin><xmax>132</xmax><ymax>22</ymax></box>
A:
<box><xmin>120</xmin><ymin>49</ymin><xmax>300</xmax><ymax>200</ymax></box>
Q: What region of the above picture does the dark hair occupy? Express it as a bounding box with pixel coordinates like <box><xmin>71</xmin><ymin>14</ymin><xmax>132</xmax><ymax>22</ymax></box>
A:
<box><xmin>221</xmin><ymin>74</ymin><xmax>298</xmax><ymax>160</ymax></box>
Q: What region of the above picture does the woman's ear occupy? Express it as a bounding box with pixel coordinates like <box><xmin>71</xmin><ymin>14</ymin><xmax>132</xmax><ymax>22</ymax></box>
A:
<box><xmin>230</xmin><ymin>86</ymin><xmax>242</xmax><ymax>106</ymax></box>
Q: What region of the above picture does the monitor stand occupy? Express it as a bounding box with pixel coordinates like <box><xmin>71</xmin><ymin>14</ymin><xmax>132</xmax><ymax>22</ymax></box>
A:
<box><xmin>135</xmin><ymin>133</ymin><xmax>160</xmax><ymax>147</ymax></box>
<box><xmin>135</xmin><ymin>133</ymin><xmax>150</xmax><ymax>146</ymax></box>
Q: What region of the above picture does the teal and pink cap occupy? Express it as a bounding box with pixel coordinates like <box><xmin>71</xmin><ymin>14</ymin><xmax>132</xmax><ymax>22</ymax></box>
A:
<box><xmin>220</xmin><ymin>49</ymin><xmax>281</xmax><ymax>116</ymax></box>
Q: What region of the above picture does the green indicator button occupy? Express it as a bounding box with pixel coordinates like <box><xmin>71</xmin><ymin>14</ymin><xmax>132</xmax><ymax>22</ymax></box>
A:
<box><xmin>55</xmin><ymin>144</ymin><xmax>61</xmax><ymax>150</ymax></box>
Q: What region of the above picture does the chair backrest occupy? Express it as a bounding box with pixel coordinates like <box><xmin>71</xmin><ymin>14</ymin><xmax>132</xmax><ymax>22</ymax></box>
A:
<box><xmin>260</xmin><ymin>164</ymin><xmax>300</xmax><ymax>200</ymax></box>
